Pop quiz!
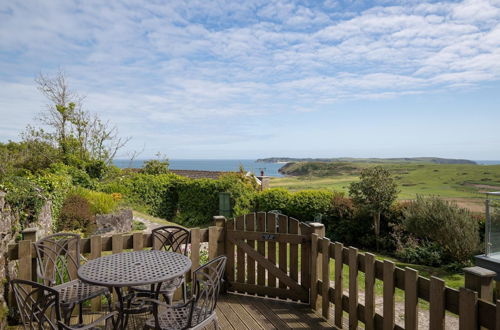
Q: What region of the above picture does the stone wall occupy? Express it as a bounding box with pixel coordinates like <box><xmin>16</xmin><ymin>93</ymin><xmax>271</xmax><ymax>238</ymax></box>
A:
<box><xmin>95</xmin><ymin>208</ymin><xmax>133</xmax><ymax>235</ymax></box>
<box><xmin>0</xmin><ymin>192</ymin><xmax>18</xmax><ymax>326</ymax></box>
<box><xmin>0</xmin><ymin>192</ymin><xmax>54</xmax><ymax>326</ymax></box>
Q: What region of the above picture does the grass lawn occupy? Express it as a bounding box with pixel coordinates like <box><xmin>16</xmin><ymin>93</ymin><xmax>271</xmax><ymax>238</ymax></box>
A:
<box><xmin>271</xmin><ymin>162</ymin><xmax>500</xmax><ymax>212</ymax></box>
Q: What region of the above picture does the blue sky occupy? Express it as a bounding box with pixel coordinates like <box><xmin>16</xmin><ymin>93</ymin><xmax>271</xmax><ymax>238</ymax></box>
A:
<box><xmin>0</xmin><ymin>0</ymin><xmax>499</xmax><ymax>160</ymax></box>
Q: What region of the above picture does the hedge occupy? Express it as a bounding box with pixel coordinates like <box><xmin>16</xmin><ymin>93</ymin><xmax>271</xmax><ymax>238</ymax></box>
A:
<box><xmin>100</xmin><ymin>172</ymin><xmax>257</xmax><ymax>226</ymax></box>
<box><xmin>255</xmin><ymin>188</ymin><xmax>334</xmax><ymax>222</ymax></box>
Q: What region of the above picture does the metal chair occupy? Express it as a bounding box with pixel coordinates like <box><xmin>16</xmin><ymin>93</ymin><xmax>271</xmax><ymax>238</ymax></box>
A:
<box><xmin>34</xmin><ymin>233</ymin><xmax>112</xmax><ymax>324</ymax></box>
<box><xmin>11</xmin><ymin>279</ymin><xmax>117</xmax><ymax>330</ymax></box>
<box><xmin>130</xmin><ymin>226</ymin><xmax>191</xmax><ymax>304</ymax></box>
<box><xmin>142</xmin><ymin>255</ymin><xmax>227</xmax><ymax>330</ymax></box>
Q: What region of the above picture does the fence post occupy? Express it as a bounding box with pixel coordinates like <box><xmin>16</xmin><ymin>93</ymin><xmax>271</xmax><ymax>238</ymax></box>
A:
<box><xmin>463</xmin><ymin>266</ymin><xmax>496</xmax><ymax>302</ymax></box>
<box><xmin>309</xmin><ymin>222</ymin><xmax>325</xmax><ymax>310</ymax></box>
<box><xmin>212</xmin><ymin>216</ymin><xmax>226</xmax><ymax>258</ymax></box>
<box><xmin>21</xmin><ymin>228</ymin><xmax>37</xmax><ymax>282</ymax></box>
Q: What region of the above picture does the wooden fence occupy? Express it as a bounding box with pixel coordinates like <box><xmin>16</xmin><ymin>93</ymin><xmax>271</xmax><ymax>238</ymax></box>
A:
<box><xmin>6</xmin><ymin>212</ymin><xmax>500</xmax><ymax>329</ymax></box>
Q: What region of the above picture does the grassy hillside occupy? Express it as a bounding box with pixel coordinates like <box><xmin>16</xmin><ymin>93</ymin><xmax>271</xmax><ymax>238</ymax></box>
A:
<box><xmin>271</xmin><ymin>162</ymin><xmax>500</xmax><ymax>212</ymax></box>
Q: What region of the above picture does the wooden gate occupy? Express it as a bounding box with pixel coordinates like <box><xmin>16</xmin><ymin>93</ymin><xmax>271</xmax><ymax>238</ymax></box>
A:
<box><xmin>223</xmin><ymin>212</ymin><xmax>313</xmax><ymax>302</ymax></box>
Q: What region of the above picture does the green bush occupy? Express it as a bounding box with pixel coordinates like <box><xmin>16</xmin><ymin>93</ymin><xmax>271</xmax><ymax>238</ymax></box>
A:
<box><xmin>287</xmin><ymin>190</ymin><xmax>334</xmax><ymax>222</ymax></box>
<box><xmin>256</xmin><ymin>188</ymin><xmax>291</xmax><ymax>213</ymax></box>
<box><xmin>395</xmin><ymin>237</ymin><xmax>444</xmax><ymax>266</ymax></box>
<box><xmin>403</xmin><ymin>196</ymin><xmax>480</xmax><ymax>263</ymax></box>
<box><xmin>72</xmin><ymin>187</ymin><xmax>119</xmax><ymax>215</ymax></box>
<box><xmin>141</xmin><ymin>159</ymin><xmax>169</xmax><ymax>175</ymax></box>
<box><xmin>57</xmin><ymin>194</ymin><xmax>95</xmax><ymax>236</ymax></box>
<box><xmin>99</xmin><ymin>173</ymin><xmax>182</xmax><ymax>219</ymax></box>
<box><xmin>176</xmin><ymin>178</ymin><xmax>220</xmax><ymax>226</ymax></box>
<box><xmin>217</xmin><ymin>173</ymin><xmax>257</xmax><ymax>217</ymax></box>
<box><xmin>1</xmin><ymin>176</ymin><xmax>46</xmax><ymax>227</ymax></box>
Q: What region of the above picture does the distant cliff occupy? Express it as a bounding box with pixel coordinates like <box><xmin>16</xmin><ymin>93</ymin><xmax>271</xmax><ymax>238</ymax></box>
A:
<box><xmin>257</xmin><ymin>157</ymin><xmax>477</xmax><ymax>165</ymax></box>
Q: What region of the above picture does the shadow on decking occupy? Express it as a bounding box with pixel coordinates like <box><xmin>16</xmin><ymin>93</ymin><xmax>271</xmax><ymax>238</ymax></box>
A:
<box><xmin>10</xmin><ymin>293</ymin><xmax>338</xmax><ymax>329</ymax></box>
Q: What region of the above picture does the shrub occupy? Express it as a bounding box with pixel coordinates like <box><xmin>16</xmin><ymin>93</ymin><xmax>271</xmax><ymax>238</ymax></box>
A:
<box><xmin>255</xmin><ymin>188</ymin><xmax>291</xmax><ymax>213</ymax></box>
<box><xmin>1</xmin><ymin>176</ymin><xmax>46</xmax><ymax>228</ymax></box>
<box><xmin>395</xmin><ymin>237</ymin><xmax>444</xmax><ymax>266</ymax></box>
<box><xmin>99</xmin><ymin>173</ymin><xmax>182</xmax><ymax>219</ymax></box>
<box><xmin>142</xmin><ymin>159</ymin><xmax>169</xmax><ymax>175</ymax></box>
<box><xmin>287</xmin><ymin>190</ymin><xmax>334</xmax><ymax>222</ymax></box>
<box><xmin>403</xmin><ymin>196</ymin><xmax>480</xmax><ymax>263</ymax></box>
<box><xmin>217</xmin><ymin>173</ymin><xmax>257</xmax><ymax>217</ymax></box>
<box><xmin>176</xmin><ymin>178</ymin><xmax>220</xmax><ymax>226</ymax></box>
<box><xmin>72</xmin><ymin>187</ymin><xmax>119</xmax><ymax>215</ymax></box>
<box><xmin>57</xmin><ymin>194</ymin><xmax>95</xmax><ymax>236</ymax></box>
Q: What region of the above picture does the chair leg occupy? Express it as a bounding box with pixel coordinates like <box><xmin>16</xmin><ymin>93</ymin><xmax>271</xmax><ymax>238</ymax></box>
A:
<box><xmin>213</xmin><ymin>314</ymin><xmax>220</xmax><ymax>330</ymax></box>
<box><xmin>78</xmin><ymin>302</ymin><xmax>83</xmax><ymax>324</ymax></box>
<box><xmin>182</xmin><ymin>281</ymin><xmax>187</xmax><ymax>303</ymax></box>
<box><xmin>105</xmin><ymin>292</ymin><xmax>113</xmax><ymax>312</ymax></box>
<box><xmin>63</xmin><ymin>304</ymin><xmax>74</xmax><ymax>325</ymax></box>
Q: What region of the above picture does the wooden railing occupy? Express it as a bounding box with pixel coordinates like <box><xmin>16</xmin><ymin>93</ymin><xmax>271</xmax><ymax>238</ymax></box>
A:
<box><xmin>310</xmin><ymin>234</ymin><xmax>500</xmax><ymax>329</ymax></box>
<box><xmin>5</xmin><ymin>214</ymin><xmax>500</xmax><ymax>329</ymax></box>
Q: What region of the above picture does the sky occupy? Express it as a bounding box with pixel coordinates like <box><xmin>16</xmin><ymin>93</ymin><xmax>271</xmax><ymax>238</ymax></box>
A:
<box><xmin>0</xmin><ymin>0</ymin><xmax>499</xmax><ymax>160</ymax></box>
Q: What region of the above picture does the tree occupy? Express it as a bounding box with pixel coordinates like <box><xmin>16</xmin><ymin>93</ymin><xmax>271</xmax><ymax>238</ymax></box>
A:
<box><xmin>142</xmin><ymin>153</ymin><xmax>169</xmax><ymax>175</ymax></box>
<box><xmin>348</xmin><ymin>166</ymin><xmax>399</xmax><ymax>250</ymax></box>
<box><xmin>30</xmin><ymin>71</ymin><xmax>130</xmax><ymax>165</ymax></box>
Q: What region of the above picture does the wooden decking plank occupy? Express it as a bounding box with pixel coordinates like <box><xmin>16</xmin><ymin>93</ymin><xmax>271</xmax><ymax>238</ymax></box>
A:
<box><xmin>217</xmin><ymin>295</ymin><xmax>250</xmax><ymax>329</ymax></box>
<box><xmin>225</xmin><ymin>295</ymin><xmax>265</xmax><ymax>329</ymax></box>
<box><xmin>262</xmin><ymin>298</ymin><xmax>310</xmax><ymax>329</ymax></box>
<box><xmin>232</xmin><ymin>294</ymin><xmax>276</xmax><ymax>330</ymax></box>
<box><xmin>13</xmin><ymin>293</ymin><xmax>339</xmax><ymax>330</ymax></box>
<box><xmin>246</xmin><ymin>297</ymin><xmax>292</xmax><ymax>329</ymax></box>
<box><xmin>288</xmin><ymin>302</ymin><xmax>338</xmax><ymax>329</ymax></box>
<box><xmin>215</xmin><ymin>300</ymin><xmax>234</xmax><ymax>330</ymax></box>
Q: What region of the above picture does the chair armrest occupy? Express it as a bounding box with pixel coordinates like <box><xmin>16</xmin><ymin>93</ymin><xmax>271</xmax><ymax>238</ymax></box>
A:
<box><xmin>57</xmin><ymin>311</ymin><xmax>117</xmax><ymax>330</ymax></box>
<box><xmin>36</xmin><ymin>268</ymin><xmax>55</xmax><ymax>286</ymax></box>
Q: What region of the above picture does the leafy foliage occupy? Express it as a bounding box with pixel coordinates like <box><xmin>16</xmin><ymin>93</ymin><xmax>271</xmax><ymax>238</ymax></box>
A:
<box><xmin>403</xmin><ymin>195</ymin><xmax>480</xmax><ymax>263</ymax></box>
<box><xmin>57</xmin><ymin>194</ymin><xmax>95</xmax><ymax>236</ymax></box>
<box><xmin>71</xmin><ymin>187</ymin><xmax>119</xmax><ymax>215</ymax></box>
<box><xmin>349</xmin><ymin>166</ymin><xmax>399</xmax><ymax>247</ymax></box>
<box><xmin>255</xmin><ymin>188</ymin><xmax>291</xmax><ymax>213</ymax></box>
<box><xmin>141</xmin><ymin>158</ymin><xmax>169</xmax><ymax>175</ymax></box>
<box><xmin>287</xmin><ymin>190</ymin><xmax>333</xmax><ymax>222</ymax></box>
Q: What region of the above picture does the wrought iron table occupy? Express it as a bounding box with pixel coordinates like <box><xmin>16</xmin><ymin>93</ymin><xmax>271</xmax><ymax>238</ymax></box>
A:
<box><xmin>78</xmin><ymin>250</ymin><xmax>192</xmax><ymax>329</ymax></box>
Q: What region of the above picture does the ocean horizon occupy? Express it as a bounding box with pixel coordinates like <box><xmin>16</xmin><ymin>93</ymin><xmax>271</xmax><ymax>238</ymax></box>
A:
<box><xmin>113</xmin><ymin>159</ymin><xmax>500</xmax><ymax>177</ymax></box>
<box><xmin>113</xmin><ymin>159</ymin><xmax>286</xmax><ymax>177</ymax></box>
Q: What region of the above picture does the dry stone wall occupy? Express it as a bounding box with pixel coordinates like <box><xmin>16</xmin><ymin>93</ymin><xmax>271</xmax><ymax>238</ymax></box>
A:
<box><xmin>0</xmin><ymin>192</ymin><xmax>18</xmax><ymax>326</ymax></box>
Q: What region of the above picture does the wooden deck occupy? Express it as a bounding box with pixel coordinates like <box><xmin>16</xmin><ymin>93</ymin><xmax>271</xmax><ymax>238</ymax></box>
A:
<box><xmin>10</xmin><ymin>293</ymin><xmax>337</xmax><ymax>329</ymax></box>
<box><xmin>216</xmin><ymin>294</ymin><xmax>336</xmax><ymax>329</ymax></box>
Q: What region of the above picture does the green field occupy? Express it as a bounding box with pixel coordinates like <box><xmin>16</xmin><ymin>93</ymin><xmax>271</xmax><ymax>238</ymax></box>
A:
<box><xmin>271</xmin><ymin>162</ymin><xmax>500</xmax><ymax>212</ymax></box>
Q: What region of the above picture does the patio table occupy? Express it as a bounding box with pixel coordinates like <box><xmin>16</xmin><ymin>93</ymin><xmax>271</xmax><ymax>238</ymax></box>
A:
<box><xmin>78</xmin><ymin>250</ymin><xmax>192</xmax><ymax>329</ymax></box>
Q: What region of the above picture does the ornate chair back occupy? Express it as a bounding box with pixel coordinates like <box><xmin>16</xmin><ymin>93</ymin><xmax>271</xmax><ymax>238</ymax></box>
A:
<box><xmin>189</xmin><ymin>256</ymin><xmax>227</xmax><ymax>327</ymax></box>
<box><xmin>34</xmin><ymin>233</ymin><xmax>81</xmax><ymax>286</ymax></box>
<box><xmin>152</xmin><ymin>226</ymin><xmax>190</xmax><ymax>255</ymax></box>
<box><xmin>11</xmin><ymin>279</ymin><xmax>61</xmax><ymax>330</ymax></box>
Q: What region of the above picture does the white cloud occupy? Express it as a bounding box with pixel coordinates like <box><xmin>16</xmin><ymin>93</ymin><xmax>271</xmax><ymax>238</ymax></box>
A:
<box><xmin>1</xmin><ymin>0</ymin><xmax>500</xmax><ymax>156</ymax></box>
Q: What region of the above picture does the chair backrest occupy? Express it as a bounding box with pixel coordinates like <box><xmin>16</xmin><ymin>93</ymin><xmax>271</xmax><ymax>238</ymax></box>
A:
<box><xmin>152</xmin><ymin>226</ymin><xmax>190</xmax><ymax>255</ymax></box>
<box><xmin>189</xmin><ymin>256</ymin><xmax>227</xmax><ymax>327</ymax></box>
<box><xmin>11</xmin><ymin>279</ymin><xmax>61</xmax><ymax>330</ymax></box>
<box><xmin>34</xmin><ymin>233</ymin><xmax>81</xmax><ymax>286</ymax></box>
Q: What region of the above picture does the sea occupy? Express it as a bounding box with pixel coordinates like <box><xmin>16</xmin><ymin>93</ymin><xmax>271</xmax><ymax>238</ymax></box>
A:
<box><xmin>113</xmin><ymin>159</ymin><xmax>500</xmax><ymax>178</ymax></box>
<box><xmin>113</xmin><ymin>159</ymin><xmax>286</xmax><ymax>177</ymax></box>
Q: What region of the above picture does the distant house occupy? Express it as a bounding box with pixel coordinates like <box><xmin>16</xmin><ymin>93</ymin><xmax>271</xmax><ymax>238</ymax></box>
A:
<box><xmin>171</xmin><ymin>170</ymin><xmax>269</xmax><ymax>190</ymax></box>
<box><xmin>169</xmin><ymin>170</ymin><xmax>229</xmax><ymax>180</ymax></box>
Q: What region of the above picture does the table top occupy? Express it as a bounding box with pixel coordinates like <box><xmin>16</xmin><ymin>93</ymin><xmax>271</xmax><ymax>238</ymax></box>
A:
<box><xmin>78</xmin><ymin>250</ymin><xmax>192</xmax><ymax>287</ymax></box>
